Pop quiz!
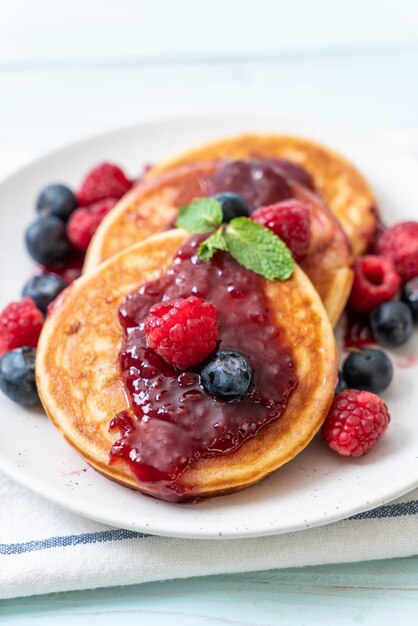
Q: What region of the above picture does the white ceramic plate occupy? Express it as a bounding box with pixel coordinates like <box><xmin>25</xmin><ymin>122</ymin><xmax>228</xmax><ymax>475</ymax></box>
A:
<box><xmin>0</xmin><ymin>115</ymin><xmax>417</xmax><ymax>539</ymax></box>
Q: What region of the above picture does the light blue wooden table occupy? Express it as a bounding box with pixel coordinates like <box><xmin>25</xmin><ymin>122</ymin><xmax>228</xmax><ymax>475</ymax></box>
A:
<box><xmin>1</xmin><ymin>558</ymin><xmax>418</xmax><ymax>624</ymax></box>
<box><xmin>1</xmin><ymin>1</ymin><xmax>418</xmax><ymax>622</ymax></box>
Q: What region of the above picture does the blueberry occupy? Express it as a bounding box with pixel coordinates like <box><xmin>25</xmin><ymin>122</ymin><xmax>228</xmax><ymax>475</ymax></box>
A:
<box><xmin>342</xmin><ymin>348</ymin><xmax>393</xmax><ymax>394</ymax></box>
<box><xmin>25</xmin><ymin>216</ymin><xmax>73</xmax><ymax>266</ymax></box>
<box><xmin>200</xmin><ymin>350</ymin><xmax>253</xmax><ymax>400</ymax></box>
<box><xmin>370</xmin><ymin>301</ymin><xmax>413</xmax><ymax>347</ymax></box>
<box><xmin>36</xmin><ymin>184</ymin><xmax>77</xmax><ymax>222</ymax></box>
<box><xmin>0</xmin><ymin>348</ymin><xmax>39</xmax><ymax>406</ymax></box>
<box><xmin>335</xmin><ymin>370</ymin><xmax>347</xmax><ymax>394</ymax></box>
<box><xmin>22</xmin><ymin>273</ymin><xmax>67</xmax><ymax>315</ymax></box>
<box><xmin>402</xmin><ymin>276</ymin><xmax>418</xmax><ymax>322</ymax></box>
<box><xmin>213</xmin><ymin>193</ymin><xmax>251</xmax><ymax>222</ymax></box>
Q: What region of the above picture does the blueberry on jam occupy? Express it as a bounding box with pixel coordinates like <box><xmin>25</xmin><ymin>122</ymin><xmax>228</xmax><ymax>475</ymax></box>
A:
<box><xmin>213</xmin><ymin>193</ymin><xmax>250</xmax><ymax>222</ymax></box>
<box><xmin>210</xmin><ymin>160</ymin><xmax>292</xmax><ymax>211</ymax></box>
<box><xmin>200</xmin><ymin>350</ymin><xmax>253</xmax><ymax>400</ymax></box>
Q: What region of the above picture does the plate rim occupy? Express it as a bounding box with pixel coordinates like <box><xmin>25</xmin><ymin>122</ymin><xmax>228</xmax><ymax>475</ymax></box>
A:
<box><xmin>1</xmin><ymin>445</ymin><xmax>417</xmax><ymax>539</ymax></box>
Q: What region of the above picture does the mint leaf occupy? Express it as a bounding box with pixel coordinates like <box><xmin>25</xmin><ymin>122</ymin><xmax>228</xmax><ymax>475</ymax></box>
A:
<box><xmin>176</xmin><ymin>198</ymin><xmax>223</xmax><ymax>233</ymax></box>
<box><xmin>198</xmin><ymin>227</ymin><xmax>227</xmax><ymax>261</ymax></box>
<box><xmin>223</xmin><ymin>217</ymin><xmax>295</xmax><ymax>281</ymax></box>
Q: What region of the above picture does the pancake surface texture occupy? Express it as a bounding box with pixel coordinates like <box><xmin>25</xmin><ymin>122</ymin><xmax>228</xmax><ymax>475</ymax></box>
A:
<box><xmin>85</xmin><ymin>162</ymin><xmax>353</xmax><ymax>326</ymax></box>
<box><xmin>37</xmin><ymin>230</ymin><xmax>337</xmax><ymax>502</ymax></box>
<box><xmin>148</xmin><ymin>133</ymin><xmax>377</xmax><ymax>255</ymax></box>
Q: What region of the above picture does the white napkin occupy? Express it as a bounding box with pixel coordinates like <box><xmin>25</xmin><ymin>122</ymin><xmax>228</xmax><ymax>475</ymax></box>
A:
<box><xmin>1</xmin><ymin>131</ymin><xmax>418</xmax><ymax>600</ymax></box>
<box><xmin>1</xmin><ymin>472</ymin><xmax>417</xmax><ymax>599</ymax></box>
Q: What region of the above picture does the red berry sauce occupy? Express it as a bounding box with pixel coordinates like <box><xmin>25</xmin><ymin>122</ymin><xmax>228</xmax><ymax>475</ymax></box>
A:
<box><xmin>37</xmin><ymin>250</ymin><xmax>86</xmax><ymax>285</ymax></box>
<box><xmin>262</xmin><ymin>158</ymin><xmax>316</xmax><ymax>191</ymax></box>
<box><xmin>208</xmin><ymin>160</ymin><xmax>292</xmax><ymax>210</ymax></box>
<box><xmin>344</xmin><ymin>310</ymin><xmax>375</xmax><ymax>349</ymax></box>
<box><xmin>110</xmin><ymin>235</ymin><xmax>297</xmax><ymax>501</ymax></box>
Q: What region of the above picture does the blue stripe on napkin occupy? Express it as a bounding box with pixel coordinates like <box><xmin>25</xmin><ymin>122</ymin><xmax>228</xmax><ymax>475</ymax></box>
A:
<box><xmin>351</xmin><ymin>499</ymin><xmax>418</xmax><ymax>519</ymax></box>
<box><xmin>1</xmin><ymin>499</ymin><xmax>417</xmax><ymax>556</ymax></box>
<box><xmin>0</xmin><ymin>529</ymin><xmax>147</xmax><ymax>556</ymax></box>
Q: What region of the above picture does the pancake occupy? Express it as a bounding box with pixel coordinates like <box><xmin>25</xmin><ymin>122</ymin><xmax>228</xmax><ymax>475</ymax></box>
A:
<box><xmin>84</xmin><ymin>162</ymin><xmax>353</xmax><ymax>326</ymax></box>
<box><xmin>37</xmin><ymin>229</ymin><xmax>338</xmax><ymax>502</ymax></box>
<box><xmin>147</xmin><ymin>134</ymin><xmax>377</xmax><ymax>255</ymax></box>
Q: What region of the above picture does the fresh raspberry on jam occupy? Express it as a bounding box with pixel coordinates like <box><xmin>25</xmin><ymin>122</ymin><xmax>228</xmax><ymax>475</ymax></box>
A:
<box><xmin>145</xmin><ymin>296</ymin><xmax>218</xmax><ymax>370</ymax></box>
<box><xmin>0</xmin><ymin>298</ymin><xmax>43</xmax><ymax>356</ymax></box>
<box><xmin>377</xmin><ymin>221</ymin><xmax>418</xmax><ymax>283</ymax></box>
<box><xmin>348</xmin><ymin>255</ymin><xmax>401</xmax><ymax>314</ymax></box>
<box><xmin>77</xmin><ymin>163</ymin><xmax>133</xmax><ymax>206</ymax></box>
<box><xmin>251</xmin><ymin>200</ymin><xmax>311</xmax><ymax>261</ymax></box>
<box><xmin>322</xmin><ymin>389</ymin><xmax>390</xmax><ymax>457</ymax></box>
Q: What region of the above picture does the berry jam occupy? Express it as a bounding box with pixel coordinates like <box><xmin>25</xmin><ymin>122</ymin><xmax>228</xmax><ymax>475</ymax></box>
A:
<box><xmin>110</xmin><ymin>236</ymin><xmax>297</xmax><ymax>500</ymax></box>
<box><xmin>209</xmin><ymin>160</ymin><xmax>292</xmax><ymax>210</ymax></box>
<box><xmin>262</xmin><ymin>158</ymin><xmax>315</xmax><ymax>191</ymax></box>
<box><xmin>344</xmin><ymin>310</ymin><xmax>375</xmax><ymax>349</ymax></box>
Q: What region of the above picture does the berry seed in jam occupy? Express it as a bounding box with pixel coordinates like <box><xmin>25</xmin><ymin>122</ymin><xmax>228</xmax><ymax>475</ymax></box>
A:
<box><xmin>110</xmin><ymin>235</ymin><xmax>297</xmax><ymax>500</ymax></box>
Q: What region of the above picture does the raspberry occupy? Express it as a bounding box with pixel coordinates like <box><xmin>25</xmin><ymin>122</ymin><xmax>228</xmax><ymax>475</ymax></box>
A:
<box><xmin>77</xmin><ymin>163</ymin><xmax>132</xmax><ymax>206</ymax></box>
<box><xmin>145</xmin><ymin>296</ymin><xmax>218</xmax><ymax>370</ymax></box>
<box><xmin>322</xmin><ymin>389</ymin><xmax>390</xmax><ymax>457</ymax></box>
<box><xmin>67</xmin><ymin>199</ymin><xmax>117</xmax><ymax>252</ymax></box>
<box><xmin>348</xmin><ymin>255</ymin><xmax>401</xmax><ymax>314</ymax></box>
<box><xmin>0</xmin><ymin>298</ymin><xmax>43</xmax><ymax>356</ymax></box>
<box><xmin>377</xmin><ymin>221</ymin><xmax>418</xmax><ymax>283</ymax></box>
<box><xmin>251</xmin><ymin>200</ymin><xmax>311</xmax><ymax>261</ymax></box>
<box><xmin>67</xmin><ymin>208</ymin><xmax>101</xmax><ymax>251</ymax></box>
<box><xmin>67</xmin><ymin>208</ymin><xmax>102</xmax><ymax>250</ymax></box>
<box><xmin>89</xmin><ymin>197</ymin><xmax>118</xmax><ymax>219</ymax></box>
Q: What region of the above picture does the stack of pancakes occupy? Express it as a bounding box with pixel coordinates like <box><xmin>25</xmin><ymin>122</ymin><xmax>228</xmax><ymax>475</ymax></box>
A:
<box><xmin>37</xmin><ymin>134</ymin><xmax>378</xmax><ymax>501</ymax></box>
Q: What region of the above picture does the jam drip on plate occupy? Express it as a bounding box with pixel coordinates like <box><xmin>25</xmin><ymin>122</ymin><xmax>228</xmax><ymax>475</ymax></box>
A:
<box><xmin>110</xmin><ymin>236</ymin><xmax>297</xmax><ymax>500</ymax></box>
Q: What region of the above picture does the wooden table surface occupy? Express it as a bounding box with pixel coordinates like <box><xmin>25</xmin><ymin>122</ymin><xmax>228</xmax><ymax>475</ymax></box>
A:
<box><xmin>2</xmin><ymin>558</ymin><xmax>418</xmax><ymax>625</ymax></box>
<box><xmin>1</xmin><ymin>1</ymin><xmax>418</xmax><ymax>622</ymax></box>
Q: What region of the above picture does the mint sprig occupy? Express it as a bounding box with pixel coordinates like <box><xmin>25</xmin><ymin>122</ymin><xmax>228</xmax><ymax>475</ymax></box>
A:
<box><xmin>198</xmin><ymin>228</ymin><xmax>228</xmax><ymax>261</ymax></box>
<box><xmin>176</xmin><ymin>198</ymin><xmax>295</xmax><ymax>281</ymax></box>
<box><xmin>224</xmin><ymin>218</ymin><xmax>294</xmax><ymax>281</ymax></box>
<box><xmin>176</xmin><ymin>198</ymin><xmax>223</xmax><ymax>233</ymax></box>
